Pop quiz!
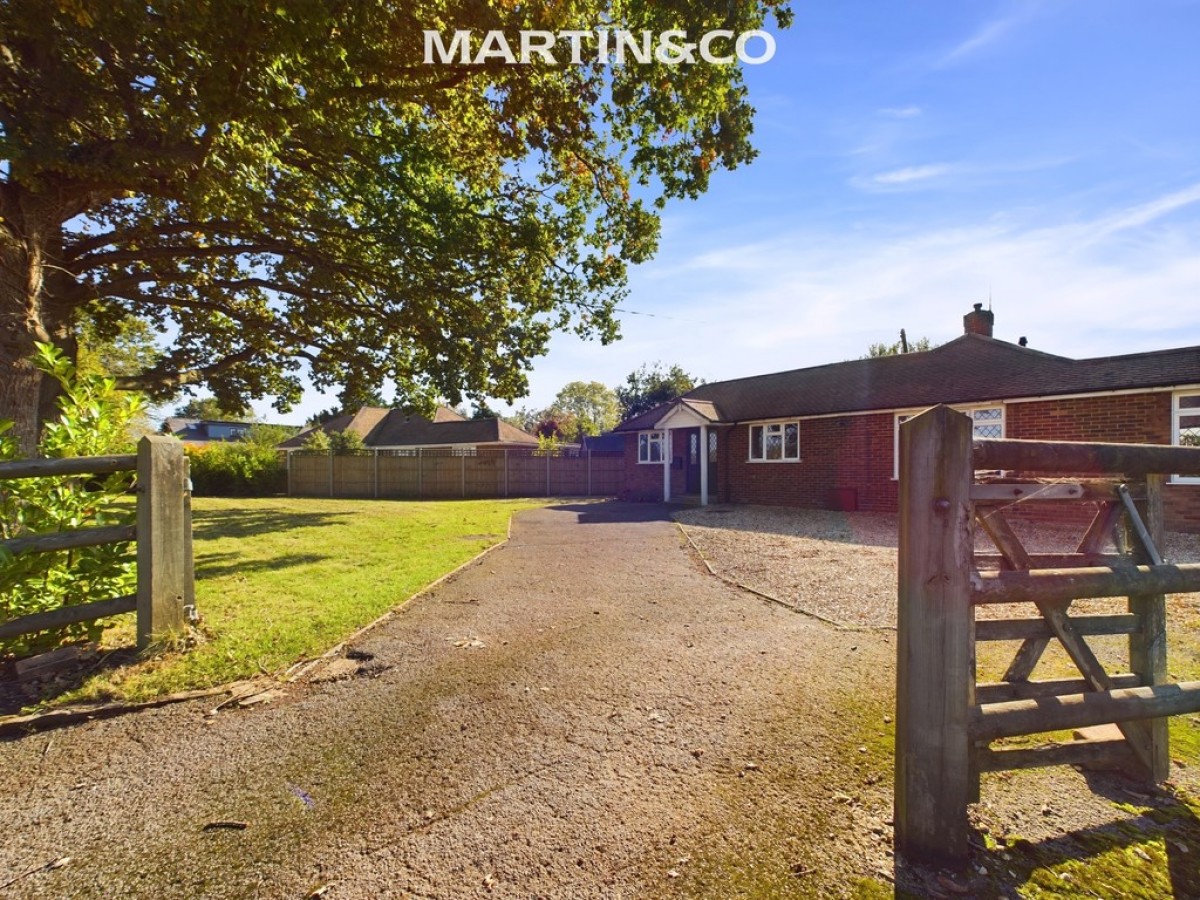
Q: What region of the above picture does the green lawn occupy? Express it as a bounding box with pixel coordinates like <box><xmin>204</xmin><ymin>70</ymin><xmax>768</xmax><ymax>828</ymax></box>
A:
<box><xmin>66</xmin><ymin>496</ymin><xmax>548</xmax><ymax>703</ymax></box>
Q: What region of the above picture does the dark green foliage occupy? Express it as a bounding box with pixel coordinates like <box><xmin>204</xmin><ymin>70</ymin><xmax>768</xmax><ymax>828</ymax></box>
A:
<box><xmin>617</xmin><ymin>363</ymin><xmax>700</xmax><ymax>419</ymax></box>
<box><xmin>0</xmin><ymin>0</ymin><xmax>792</xmax><ymax>450</ymax></box>
<box><xmin>186</xmin><ymin>443</ymin><xmax>286</xmax><ymax>497</ymax></box>
<box><xmin>172</xmin><ymin>397</ymin><xmax>253</xmax><ymax>421</ymax></box>
<box><xmin>864</xmin><ymin>336</ymin><xmax>938</xmax><ymax>358</ymax></box>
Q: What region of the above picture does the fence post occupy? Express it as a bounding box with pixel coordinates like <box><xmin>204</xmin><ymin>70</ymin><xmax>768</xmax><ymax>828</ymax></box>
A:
<box><xmin>462</xmin><ymin>451</ymin><xmax>467</xmax><ymax>498</ymax></box>
<box><xmin>1129</xmin><ymin>473</ymin><xmax>1170</xmax><ymax>782</ymax></box>
<box><xmin>286</xmin><ymin>449</ymin><xmax>293</xmax><ymax>496</ymax></box>
<box><xmin>587</xmin><ymin>449</ymin><xmax>592</xmax><ymax>496</ymax></box>
<box><xmin>504</xmin><ymin>449</ymin><xmax>509</xmax><ymax>498</ymax></box>
<box><xmin>546</xmin><ymin>449</ymin><xmax>551</xmax><ymax>497</ymax></box>
<box><xmin>895</xmin><ymin>405</ymin><xmax>975</xmax><ymax>864</ymax></box>
<box><xmin>417</xmin><ymin>448</ymin><xmax>423</xmax><ymax>498</ymax></box>
<box><xmin>182</xmin><ymin>455</ymin><xmax>196</xmax><ymax>623</ymax></box>
<box><xmin>136</xmin><ymin>436</ymin><xmax>189</xmax><ymax>650</ymax></box>
<box><xmin>328</xmin><ymin>450</ymin><xmax>334</xmax><ymax>498</ymax></box>
<box><xmin>373</xmin><ymin>449</ymin><xmax>380</xmax><ymax>500</ymax></box>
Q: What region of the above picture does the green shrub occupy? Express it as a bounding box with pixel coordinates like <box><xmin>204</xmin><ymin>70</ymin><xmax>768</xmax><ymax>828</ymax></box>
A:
<box><xmin>186</xmin><ymin>442</ymin><xmax>286</xmax><ymax>496</ymax></box>
<box><xmin>300</xmin><ymin>428</ymin><xmax>364</xmax><ymax>455</ymax></box>
<box><xmin>0</xmin><ymin>344</ymin><xmax>145</xmax><ymax>657</ymax></box>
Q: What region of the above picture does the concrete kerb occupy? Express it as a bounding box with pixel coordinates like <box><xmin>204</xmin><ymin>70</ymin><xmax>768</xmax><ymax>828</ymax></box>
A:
<box><xmin>284</xmin><ymin>513</ymin><xmax>518</xmax><ymax>683</ymax></box>
<box><xmin>672</xmin><ymin>519</ymin><xmax>897</xmax><ymax>633</ymax></box>
<box><xmin>0</xmin><ymin>517</ymin><xmax>523</xmax><ymax>734</ymax></box>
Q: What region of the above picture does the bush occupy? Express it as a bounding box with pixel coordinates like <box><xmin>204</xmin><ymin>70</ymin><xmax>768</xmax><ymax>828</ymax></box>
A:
<box><xmin>301</xmin><ymin>428</ymin><xmax>364</xmax><ymax>455</ymax></box>
<box><xmin>0</xmin><ymin>344</ymin><xmax>145</xmax><ymax>657</ymax></box>
<box><xmin>186</xmin><ymin>442</ymin><xmax>286</xmax><ymax>496</ymax></box>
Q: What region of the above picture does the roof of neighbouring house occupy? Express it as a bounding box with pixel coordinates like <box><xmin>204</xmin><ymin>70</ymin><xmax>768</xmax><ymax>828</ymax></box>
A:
<box><xmin>580</xmin><ymin>432</ymin><xmax>627</xmax><ymax>452</ymax></box>
<box><xmin>167</xmin><ymin>418</ymin><xmax>299</xmax><ymax>444</ymax></box>
<box><xmin>279</xmin><ymin>405</ymin><xmax>539</xmax><ymax>449</ymax></box>
<box><xmin>367</xmin><ymin>412</ymin><xmax>538</xmax><ymax>447</ymax></box>
<box><xmin>615</xmin><ymin>333</ymin><xmax>1200</xmax><ymax>432</ymax></box>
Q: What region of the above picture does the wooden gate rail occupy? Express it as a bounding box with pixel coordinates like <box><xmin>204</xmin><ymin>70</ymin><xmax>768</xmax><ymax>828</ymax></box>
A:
<box><xmin>0</xmin><ymin>436</ymin><xmax>193</xmax><ymax>650</ymax></box>
<box><xmin>895</xmin><ymin>405</ymin><xmax>1200</xmax><ymax>864</ymax></box>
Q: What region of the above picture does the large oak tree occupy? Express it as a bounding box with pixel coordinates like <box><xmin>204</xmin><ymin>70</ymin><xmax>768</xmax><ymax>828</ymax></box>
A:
<box><xmin>0</xmin><ymin>0</ymin><xmax>790</xmax><ymax>450</ymax></box>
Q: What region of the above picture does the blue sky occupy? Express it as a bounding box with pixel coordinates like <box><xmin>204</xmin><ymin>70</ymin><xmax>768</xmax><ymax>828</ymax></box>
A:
<box><xmin>254</xmin><ymin>0</ymin><xmax>1200</xmax><ymax>424</ymax></box>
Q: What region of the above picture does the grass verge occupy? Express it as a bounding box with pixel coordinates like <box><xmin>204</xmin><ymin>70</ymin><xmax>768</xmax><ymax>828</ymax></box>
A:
<box><xmin>55</xmin><ymin>496</ymin><xmax>548</xmax><ymax>704</ymax></box>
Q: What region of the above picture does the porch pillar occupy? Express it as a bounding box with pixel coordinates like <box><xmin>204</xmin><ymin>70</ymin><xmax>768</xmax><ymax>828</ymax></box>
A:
<box><xmin>700</xmin><ymin>424</ymin><xmax>709</xmax><ymax>507</ymax></box>
<box><xmin>662</xmin><ymin>428</ymin><xmax>671</xmax><ymax>502</ymax></box>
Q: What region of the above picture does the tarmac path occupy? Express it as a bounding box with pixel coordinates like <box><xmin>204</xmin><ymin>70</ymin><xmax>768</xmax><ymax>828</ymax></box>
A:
<box><xmin>0</xmin><ymin>502</ymin><xmax>895</xmax><ymax>899</ymax></box>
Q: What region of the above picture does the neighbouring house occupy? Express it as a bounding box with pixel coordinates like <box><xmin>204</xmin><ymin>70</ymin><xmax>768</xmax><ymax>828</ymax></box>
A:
<box><xmin>165</xmin><ymin>418</ymin><xmax>256</xmax><ymax>446</ymax></box>
<box><xmin>613</xmin><ymin>305</ymin><xmax>1200</xmax><ymax>532</ymax></box>
<box><xmin>278</xmin><ymin>405</ymin><xmax>541</xmax><ymax>452</ymax></box>
<box><xmin>580</xmin><ymin>432</ymin><xmax>626</xmax><ymax>453</ymax></box>
<box><xmin>165</xmin><ymin>417</ymin><xmax>301</xmax><ymax>447</ymax></box>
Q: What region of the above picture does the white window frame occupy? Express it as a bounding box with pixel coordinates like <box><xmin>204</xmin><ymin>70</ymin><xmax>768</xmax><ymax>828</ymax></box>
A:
<box><xmin>1173</xmin><ymin>390</ymin><xmax>1200</xmax><ymax>484</ymax></box>
<box><xmin>637</xmin><ymin>430</ymin><xmax>665</xmax><ymax>464</ymax></box>
<box><xmin>893</xmin><ymin>405</ymin><xmax>1005</xmax><ymax>479</ymax></box>
<box><xmin>748</xmin><ymin>421</ymin><xmax>800</xmax><ymax>462</ymax></box>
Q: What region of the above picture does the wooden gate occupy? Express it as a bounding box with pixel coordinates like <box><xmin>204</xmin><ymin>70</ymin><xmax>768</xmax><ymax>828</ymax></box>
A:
<box><xmin>895</xmin><ymin>405</ymin><xmax>1200</xmax><ymax>863</ymax></box>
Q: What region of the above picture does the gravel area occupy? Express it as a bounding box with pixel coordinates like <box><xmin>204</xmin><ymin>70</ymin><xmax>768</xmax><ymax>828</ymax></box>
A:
<box><xmin>675</xmin><ymin>504</ymin><xmax>1200</xmax><ymax>630</ymax></box>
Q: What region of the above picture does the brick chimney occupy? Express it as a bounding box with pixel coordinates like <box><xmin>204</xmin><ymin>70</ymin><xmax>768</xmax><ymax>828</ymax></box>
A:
<box><xmin>963</xmin><ymin>302</ymin><xmax>994</xmax><ymax>337</ymax></box>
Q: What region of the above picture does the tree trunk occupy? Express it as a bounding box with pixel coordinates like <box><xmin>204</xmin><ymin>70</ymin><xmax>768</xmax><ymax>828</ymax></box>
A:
<box><xmin>0</xmin><ymin>188</ymin><xmax>78</xmax><ymax>455</ymax></box>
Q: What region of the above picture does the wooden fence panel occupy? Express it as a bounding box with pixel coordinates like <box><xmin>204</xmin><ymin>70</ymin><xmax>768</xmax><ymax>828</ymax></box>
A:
<box><xmin>551</xmin><ymin>454</ymin><xmax>586</xmax><ymax>495</ymax></box>
<box><xmin>467</xmin><ymin>452</ymin><xmax>504</xmax><ymax>498</ymax></box>
<box><xmin>587</xmin><ymin>453</ymin><xmax>624</xmax><ymax>495</ymax></box>
<box><xmin>286</xmin><ymin>448</ymin><xmax>624</xmax><ymax>500</ymax></box>
<box><xmin>419</xmin><ymin>451</ymin><xmax>460</xmax><ymax>498</ymax></box>
<box><xmin>332</xmin><ymin>455</ymin><xmax>373</xmax><ymax>498</ymax></box>
<box><xmin>378</xmin><ymin>453</ymin><xmax>420</xmax><ymax>498</ymax></box>
<box><xmin>289</xmin><ymin>454</ymin><xmax>331</xmax><ymax>496</ymax></box>
<box><xmin>506</xmin><ymin>451</ymin><xmax>549</xmax><ymax>497</ymax></box>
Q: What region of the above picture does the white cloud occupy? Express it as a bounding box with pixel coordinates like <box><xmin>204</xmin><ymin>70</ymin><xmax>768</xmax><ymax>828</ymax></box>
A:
<box><xmin>879</xmin><ymin>106</ymin><xmax>923</xmax><ymax>119</ymax></box>
<box><xmin>934</xmin><ymin>3</ymin><xmax>1043</xmax><ymax>69</ymax></box>
<box><xmin>618</xmin><ymin>185</ymin><xmax>1200</xmax><ymax>382</ymax></box>
<box><xmin>1084</xmin><ymin>182</ymin><xmax>1200</xmax><ymax>241</ymax></box>
<box><xmin>869</xmin><ymin>164</ymin><xmax>951</xmax><ymax>186</ymax></box>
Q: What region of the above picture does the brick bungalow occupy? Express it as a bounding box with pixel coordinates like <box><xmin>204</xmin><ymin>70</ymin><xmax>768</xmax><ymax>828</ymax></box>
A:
<box><xmin>614</xmin><ymin>306</ymin><xmax>1200</xmax><ymax>532</ymax></box>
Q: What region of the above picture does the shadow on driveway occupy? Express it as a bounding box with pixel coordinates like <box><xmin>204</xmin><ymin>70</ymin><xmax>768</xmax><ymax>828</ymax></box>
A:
<box><xmin>543</xmin><ymin>500</ymin><xmax>676</xmax><ymax>525</ymax></box>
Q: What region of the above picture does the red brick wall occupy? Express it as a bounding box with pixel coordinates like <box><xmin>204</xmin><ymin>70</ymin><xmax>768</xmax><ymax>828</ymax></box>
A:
<box><xmin>1006</xmin><ymin>392</ymin><xmax>1200</xmax><ymax>533</ymax></box>
<box><xmin>721</xmin><ymin>414</ymin><xmax>898</xmax><ymax>512</ymax></box>
<box><xmin>1166</xmin><ymin>485</ymin><xmax>1200</xmax><ymax>534</ymax></box>
<box><xmin>1005</xmin><ymin>392</ymin><xmax>1170</xmax><ymax>444</ymax></box>
<box><xmin>616</xmin><ymin>392</ymin><xmax>1200</xmax><ymax>531</ymax></box>
<box><xmin>618</xmin><ymin>431</ymin><xmax>687</xmax><ymax>501</ymax></box>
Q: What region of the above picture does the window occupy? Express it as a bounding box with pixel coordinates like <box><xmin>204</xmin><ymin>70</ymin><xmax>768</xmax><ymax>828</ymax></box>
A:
<box><xmin>970</xmin><ymin>406</ymin><xmax>1004</xmax><ymax>439</ymax></box>
<box><xmin>638</xmin><ymin>431</ymin><xmax>664</xmax><ymax>464</ymax></box>
<box><xmin>894</xmin><ymin>405</ymin><xmax>1004</xmax><ymax>478</ymax></box>
<box><xmin>1174</xmin><ymin>391</ymin><xmax>1200</xmax><ymax>483</ymax></box>
<box><xmin>749</xmin><ymin>422</ymin><xmax>799</xmax><ymax>461</ymax></box>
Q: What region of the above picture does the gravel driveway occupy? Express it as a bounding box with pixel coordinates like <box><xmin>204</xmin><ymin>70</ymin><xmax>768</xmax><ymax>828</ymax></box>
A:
<box><xmin>0</xmin><ymin>502</ymin><xmax>897</xmax><ymax>899</ymax></box>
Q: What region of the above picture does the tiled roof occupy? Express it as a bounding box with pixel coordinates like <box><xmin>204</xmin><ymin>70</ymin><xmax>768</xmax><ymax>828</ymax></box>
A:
<box><xmin>616</xmin><ymin>335</ymin><xmax>1200</xmax><ymax>430</ymax></box>
<box><xmin>580</xmin><ymin>432</ymin><xmax>627</xmax><ymax>452</ymax></box>
<box><xmin>280</xmin><ymin>406</ymin><xmax>538</xmax><ymax>448</ymax></box>
<box><xmin>369</xmin><ymin>412</ymin><xmax>538</xmax><ymax>447</ymax></box>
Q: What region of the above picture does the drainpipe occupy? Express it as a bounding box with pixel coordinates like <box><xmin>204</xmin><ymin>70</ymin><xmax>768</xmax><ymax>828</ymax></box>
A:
<box><xmin>700</xmin><ymin>424</ymin><xmax>709</xmax><ymax>507</ymax></box>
